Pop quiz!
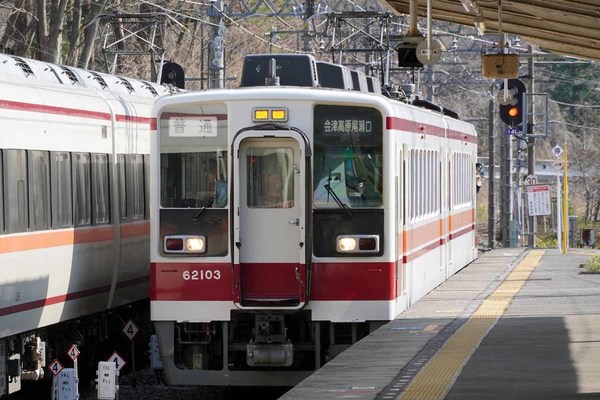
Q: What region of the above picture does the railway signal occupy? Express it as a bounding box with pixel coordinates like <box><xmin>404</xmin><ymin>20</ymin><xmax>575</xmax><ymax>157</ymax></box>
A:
<box><xmin>160</xmin><ymin>61</ymin><xmax>185</xmax><ymax>89</ymax></box>
<box><xmin>498</xmin><ymin>79</ymin><xmax>526</xmax><ymax>127</ymax></box>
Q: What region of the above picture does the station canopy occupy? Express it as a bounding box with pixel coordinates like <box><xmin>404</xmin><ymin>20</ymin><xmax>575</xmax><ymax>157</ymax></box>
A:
<box><xmin>383</xmin><ymin>0</ymin><xmax>600</xmax><ymax>61</ymax></box>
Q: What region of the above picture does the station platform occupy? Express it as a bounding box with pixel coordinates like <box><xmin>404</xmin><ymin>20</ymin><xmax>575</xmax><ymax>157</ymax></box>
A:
<box><xmin>281</xmin><ymin>248</ymin><xmax>600</xmax><ymax>400</ymax></box>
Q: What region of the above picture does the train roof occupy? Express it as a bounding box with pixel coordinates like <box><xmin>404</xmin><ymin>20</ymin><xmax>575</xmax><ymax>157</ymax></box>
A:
<box><xmin>0</xmin><ymin>53</ymin><xmax>171</xmax><ymax>99</ymax></box>
<box><xmin>152</xmin><ymin>85</ymin><xmax>476</xmax><ymax>134</ymax></box>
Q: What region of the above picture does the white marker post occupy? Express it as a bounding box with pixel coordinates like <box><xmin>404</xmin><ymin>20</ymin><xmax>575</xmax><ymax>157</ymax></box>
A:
<box><xmin>97</xmin><ymin>361</ymin><xmax>118</xmax><ymax>400</ymax></box>
<box><xmin>49</xmin><ymin>359</ymin><xmax>64</xmax><ymax>400</ymax></box>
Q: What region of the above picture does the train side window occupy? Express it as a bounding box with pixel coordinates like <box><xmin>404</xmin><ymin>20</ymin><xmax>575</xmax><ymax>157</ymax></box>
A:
<box><xmin>72</xmin><ymin>153</ymin><xmax>91</xmax><ymax>226</ymax></box>
<box><xmin>118</xmin><ymin>154</ymin><xmax>128</xmax><ymax>220</ymax></box>
<box><xmin>0</xmin><ymin>151</ymin><xmax>3</xmax><ymax>233</ymax></box>
<box><xmin>28</xmin><ymin>150</ymin><xmax>51</xmax><ymax>230</ymax></box>
<box><xmin>91</xmin><ymin>153</ymin><xmax>110</xmax><ymax>225</ymax></box>
<box><xmin>143</xmin><ymin>154</ymin><xmax>150</xmax><ymax>220</ymax></box>
<box><xmin>410</xmin><ymin>150</ymin><xmax>415</xmax><ymax>220</ymax></box>
<box><xmin>51</xmin><ymin>152</ymin><xmax>73</xmax><ymax>228</ymax></box>
<box><xmin>4</xmin><ymin>149</ymin><xmax>28</xmax><ymax>233</ymax></box>
<box><xmin>126</xmin><ymin>154</ymin><xmax>145</xmax><ymax>220</ymax></box>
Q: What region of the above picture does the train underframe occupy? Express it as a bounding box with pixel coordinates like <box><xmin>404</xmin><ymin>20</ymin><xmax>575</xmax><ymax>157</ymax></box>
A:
<box><xmin>1</xmin><ymin>300</ymin><xmax>149</xmax><ymax>397</ymax></box>
<box><xmin>155</xmin><ymin>311</ymin><xmax>386</xmax><ymax>386</ymax></box>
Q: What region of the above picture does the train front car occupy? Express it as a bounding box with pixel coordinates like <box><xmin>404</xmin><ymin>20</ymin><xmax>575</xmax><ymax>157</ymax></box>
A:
<box><xmin>151</xmin><ymin>87</ymin><xmax>394</xmax><ymax>385</ymax></box>
<box><xmin>150</xmin><ymin>70</ymin><xmax>478</xmax><ymax>386</ymax></box>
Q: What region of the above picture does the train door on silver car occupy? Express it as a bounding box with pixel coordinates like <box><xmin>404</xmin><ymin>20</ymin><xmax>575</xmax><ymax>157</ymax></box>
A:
<box><xmin>232</xmin><ymin>131</ymin><xmax>307</xmax><ymax>309</ymax></box>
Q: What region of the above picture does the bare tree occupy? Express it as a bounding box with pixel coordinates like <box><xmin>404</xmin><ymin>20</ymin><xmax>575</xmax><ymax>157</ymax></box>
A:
<box><xmin>78</xmin><ymin>0</ymin><xmax>107</xmax><ymax>68</ymax></box>
<box><xmin>66</xmin><ymin>0</ymin><xmax>81</xmax><ymax>64</ymax></box>
<box><xmin>36</xmin><ymin>0</ymin><xmax>70</xmax><ymax>62</ymax></box>
<box><xmin>1</xmin><ymin>0</ymin><xmax>33</xmax><ymax>54</ymax></box>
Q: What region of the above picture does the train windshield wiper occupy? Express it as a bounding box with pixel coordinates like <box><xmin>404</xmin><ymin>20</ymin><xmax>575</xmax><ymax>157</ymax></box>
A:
<box><xmin>323</xmin><ymin>183</ymin><xmax>351</xmax><ymax>215</ymax></box>
<box><xmin>192</xmin><ymin>195</ymin><xmax>216</xmax><ymax>220</ymax></box>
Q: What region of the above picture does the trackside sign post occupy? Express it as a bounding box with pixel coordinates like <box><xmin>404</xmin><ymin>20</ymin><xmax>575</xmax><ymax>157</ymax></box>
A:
<box><xmin>526</xmin><ymin>184</ymin><xmax>551</xmax><ymax>216</ymax></box>
<box><xmin>123</xmin><ymin>320</ymin><xmax>139</xmax><ymax>387</ymax></box>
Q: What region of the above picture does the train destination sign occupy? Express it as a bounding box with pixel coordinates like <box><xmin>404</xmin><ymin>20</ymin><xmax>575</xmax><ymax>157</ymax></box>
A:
<box><xmin>168</xmin><ymin>116</ymin><xmax>218</xmax><ymax>137</ymax></box>
<box><xmin>322</xmin><ymin>119</ymin><xmax>373</xmax><ymax>134</ymax></box>
<box><xmin>314</xmin><ymin>105</ymin><xmax>382</xmax><ymax>148</ymax></box>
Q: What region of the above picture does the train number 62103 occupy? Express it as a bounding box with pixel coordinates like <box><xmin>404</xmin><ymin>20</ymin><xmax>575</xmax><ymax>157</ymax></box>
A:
<box><xmin>182</xmin><ymin>270</ymin><xmax>221</xmax><ymax>281</ymax></box>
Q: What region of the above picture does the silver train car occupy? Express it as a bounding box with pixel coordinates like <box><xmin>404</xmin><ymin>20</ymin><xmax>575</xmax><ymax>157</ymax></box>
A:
<box><xmin>0</xmin><ymin>53</ymin><xmax>169</xmax><ymax>396</ymax></box>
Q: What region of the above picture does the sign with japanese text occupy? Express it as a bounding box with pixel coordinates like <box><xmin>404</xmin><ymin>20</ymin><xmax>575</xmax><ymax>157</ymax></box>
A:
<box><xmin>322</xmin><ymin>119</ymin><xmax>373</xmax><ymax>135</ymax></box>
<box><xmin>168</xmin><ymin>116</ymin><xmax>217</xmax><ymax>137</ymax></box>
<box><xmin>526</xmin><ymin>184</ymin><xmax>551</xmax><ymax>216</ymax></box>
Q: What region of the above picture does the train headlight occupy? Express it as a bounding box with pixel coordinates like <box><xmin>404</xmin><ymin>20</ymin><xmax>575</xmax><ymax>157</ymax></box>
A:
<box><xmin>185</xmin><ymin>236</ymin><xmax>206</xmax><ymax>253</ymax></box>
<box><xmin>164</xmin><ymin>235</ymin><xmax>207</xmax><ymax>254</ymax></box>
<box><xmin>337</xmin><ymin>237</ymin><xmax>357</xmax><ymax>252</ymax></box>
<box><xmin>336</xmin><ymin>235</ymin><xmax>380</xmax><ymax>253</ymax></box>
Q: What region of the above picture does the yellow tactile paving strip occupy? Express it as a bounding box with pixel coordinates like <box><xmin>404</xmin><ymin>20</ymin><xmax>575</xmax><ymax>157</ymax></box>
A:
<box><xmin>398</xmin><ymin>250</ymin><xmax>545</xmax><ymax>400</ymax></box>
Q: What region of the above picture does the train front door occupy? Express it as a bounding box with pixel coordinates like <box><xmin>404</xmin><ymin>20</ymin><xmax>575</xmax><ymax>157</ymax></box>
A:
<box><xmin>233</xmin><ymin>130</ymin><xmax>308</xmax><ymax>309</ymax></box>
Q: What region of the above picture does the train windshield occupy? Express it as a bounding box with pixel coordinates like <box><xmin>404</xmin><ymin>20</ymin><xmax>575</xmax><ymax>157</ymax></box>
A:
<box><xmin>313</xmin><ymin>105</ymin><xmax>383</xmax><ymax>208</ymax></box>
<box><xmin>159</xmin><ymin>103</ymin><xmax>228</xmax><ymax>208</ymax></box>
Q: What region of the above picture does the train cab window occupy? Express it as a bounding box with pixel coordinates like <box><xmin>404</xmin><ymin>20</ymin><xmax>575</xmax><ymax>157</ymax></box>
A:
<box><xmin>3</xmin><ymin>150</ymin><xmax>28</xmax><ymax>233</ymax></box>
<box><xmin>51</xmin><ymin>152</ymin><xmax>73</xmax><ymax>228</ymax></box>
<box><xmin>28</xmin><ymin>150</ymin><xmax>51</xmax><ymax>230</ymax></box>
<box><xmin>159</xmin><ymin>103</ymin><xmax>228</xmax><ymax>209</ymax></box>
<box><xmin>91</xmin><ymin>153</ymin><xmax>110</xmax><ymax>225</ymax></box>
<box><xmin>313</xmin><ymin>105</ymin><xmax>383</xmax><ymax>209</ymax></box>
<box><xmin>72</xmin><ymin>153</ymin><xmax>91</xmax><ymax>226</ymax></box>
<box><xmin>160</xmin><ymin>151</ymin><xmax>228</xmax><ymax>208</ymax></box>
<box><xmin>246</xmin><ymin>147</ymin><xmax>295</xmax><ymax>208</ymax></box>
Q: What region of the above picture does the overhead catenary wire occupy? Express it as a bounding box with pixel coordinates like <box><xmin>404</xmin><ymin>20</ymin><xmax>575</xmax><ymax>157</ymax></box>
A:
<box><xmin>550</xmin><ymin>99</ymin><xmax>600</xmax><ymax>108</ymax></box>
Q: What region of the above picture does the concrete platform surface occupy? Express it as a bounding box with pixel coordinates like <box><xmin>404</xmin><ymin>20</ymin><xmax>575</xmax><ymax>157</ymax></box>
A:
<box><xmin>280</xmin><ymin>248</ymin><xmax>600</xmax><ymax>400</ymax></box>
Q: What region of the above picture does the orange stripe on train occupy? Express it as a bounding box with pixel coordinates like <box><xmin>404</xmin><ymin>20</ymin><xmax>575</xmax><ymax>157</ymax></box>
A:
<box><xmin>0</xmin><ymin>221</ymin><xmax>149</xmax><ymax>254</ymax></box>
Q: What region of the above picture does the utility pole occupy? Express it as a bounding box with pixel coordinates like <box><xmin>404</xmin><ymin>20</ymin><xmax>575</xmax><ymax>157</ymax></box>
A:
<box><xmin>526</xmin><ymin>45</ymin><xmax>535</xmax><ymax>247</ymax></box>
<box><xmin>208</xmin><ymin>0</ymin><xmax>225</xmax><ymax>89</ymax></box>
<box><xmin>303</xmin><ymin>0</ymin><xmax>314</xmax><ymax>53</ymax></box>
<box><xmin>500</xmin><ymin>118</ymin><xmax>513</xmax><ymax>247</ymax></box>
<box><xmin>488</xmin><ymin>87</ymin><xmax>495</xmax><ymax>249</ymax></box>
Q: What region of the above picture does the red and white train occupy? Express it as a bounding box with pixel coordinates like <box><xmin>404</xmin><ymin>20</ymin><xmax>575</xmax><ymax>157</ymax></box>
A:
<box><xmin>150</xmin><ymin>54</ymin><xmax>478</xmax><ymax>386</ymax></box>
<box><xmin>0</xmin><ymin>53</ymin><xmax>169</xmax><ymax>396</ymax></box>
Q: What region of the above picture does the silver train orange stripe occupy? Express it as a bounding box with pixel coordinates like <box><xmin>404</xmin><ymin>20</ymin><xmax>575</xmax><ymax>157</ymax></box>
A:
<box><xmin>0</xmin><ymin>222</ymin><xmax>149</xmax><ymax>254</ymax></box>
